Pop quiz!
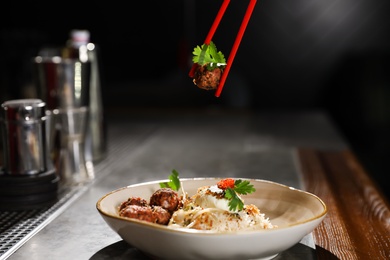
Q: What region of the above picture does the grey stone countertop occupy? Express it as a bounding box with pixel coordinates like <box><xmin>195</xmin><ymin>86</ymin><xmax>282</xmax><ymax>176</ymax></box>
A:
<box><xmin>4</xmin><ymin>109</ymin><xmax>347</xmax><ymax>260</ymax></box>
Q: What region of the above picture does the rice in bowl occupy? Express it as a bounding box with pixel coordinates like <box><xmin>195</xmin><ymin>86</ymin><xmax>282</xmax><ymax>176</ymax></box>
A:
<box><xmin>168</xmin><ymin>185</ymin><xmax>277</xmax><ymax>232</ymax></box>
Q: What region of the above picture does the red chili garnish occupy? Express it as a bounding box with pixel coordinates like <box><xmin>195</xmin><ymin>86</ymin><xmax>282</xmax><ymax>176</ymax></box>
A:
<box><xmin>217</xmin><ymin>178</ymin><xmax>235</xmax><ymax>190</ymax></box>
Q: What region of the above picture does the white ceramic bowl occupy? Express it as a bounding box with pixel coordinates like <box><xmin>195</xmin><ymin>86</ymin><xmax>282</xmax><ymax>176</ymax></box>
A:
<box><xmin>96</xmin><ymin>178</ymin><xmax>327</xmax><ymax>260</ymax></box>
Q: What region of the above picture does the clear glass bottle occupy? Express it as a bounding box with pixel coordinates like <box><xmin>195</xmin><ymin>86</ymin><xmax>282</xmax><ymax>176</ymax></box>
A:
<box><xmin>62</xmin><ymin>29</ymin><xmax>90</xmax><ymax>62</ymax></box>
<box><xmin>62</xmin><ymin>30</ymin><xmax>107</xmax><ymax>163</ymax></box>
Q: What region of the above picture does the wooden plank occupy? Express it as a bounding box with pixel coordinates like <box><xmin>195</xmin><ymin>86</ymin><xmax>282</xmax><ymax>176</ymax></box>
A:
<box><xmin>297</xmin><ymin>149</ymin><xmax>390</xmax><ymax>260</ymax></box>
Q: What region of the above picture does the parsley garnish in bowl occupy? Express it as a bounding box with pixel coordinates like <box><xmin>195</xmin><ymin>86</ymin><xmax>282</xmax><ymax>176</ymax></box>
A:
<box><xmin>160</xmin><ymin>170</ymin><xmax>256</xmax><ymax>212</ymax></box>
<box><xmin>218</xmin><ymin>178</ymin><xmax>256</xmax><ymax>211</ymax></box>
<box><xmin>159</xmin><ymin>169</ymin><xmax>181</xmax><ymax>191</ymax></box>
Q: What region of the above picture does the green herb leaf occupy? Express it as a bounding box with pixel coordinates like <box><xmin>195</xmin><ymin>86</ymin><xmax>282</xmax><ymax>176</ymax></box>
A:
<box><xmin>225</xmin><ymin>188</ymin><xmax>244</xmax><ymax>211</ymax></box>
<box><xmin>208</xmin><ymin>41</ymin><xmax>225</xmax><ymax>63</ymax></box>
<box><xmin>224</xmin><ymin>179</ymin><xmax>256</xmax><ymax>211</ymax></box>
<box><xmin>159</xmin><ymin>169</ymin><xmax>181</xmax><ymax>191</ymax></box>
<box><xmin>192</xmin><ymin>41</ymin><xmax>226</xmax><ymax>69</ymax></box>
<box><xmin>233</xmin><ymin>179</ymin><xmax>256</xmax><ymax>195</ymax></box>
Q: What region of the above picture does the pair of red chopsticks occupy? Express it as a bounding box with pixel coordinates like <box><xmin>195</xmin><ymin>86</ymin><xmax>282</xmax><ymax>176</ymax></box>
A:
<box><xmin>189</xmin><ymin>0</ymin><xmax>257</xmax><ymax>97</ymax></box>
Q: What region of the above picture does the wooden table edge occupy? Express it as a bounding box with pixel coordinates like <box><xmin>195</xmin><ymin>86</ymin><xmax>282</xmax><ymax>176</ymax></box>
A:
<box><xmin>296</xmin><ymin>148</ymin><xmax>390</xmax><ymax>260</ymax></box>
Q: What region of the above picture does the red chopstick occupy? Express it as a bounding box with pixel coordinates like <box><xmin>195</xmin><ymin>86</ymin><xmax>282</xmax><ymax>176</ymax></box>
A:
<box><xmin>215</xmin><ymin>0</ymin><xmax>257</xmax><ymax>97</ymax></box>
<box><xmin>188</xmin><ymin>0</ymin><xmax>257</xmax><ymax>97</ymax></box>
<box><xmin>189</xmin><ymin>0</ymin><xmax>230</xmax><ymax>78</ymax></box>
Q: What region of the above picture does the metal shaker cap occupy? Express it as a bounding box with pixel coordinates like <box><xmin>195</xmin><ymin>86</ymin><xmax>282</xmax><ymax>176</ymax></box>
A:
<box><xmin>1</xmin><ymin>99</ymin><xmax>46</xmax><ymax>123</ymax></box>
<box><xmin>1</xmin><ymin>99</ymin><xmax>48</xmax><ymax>175</ymax></box>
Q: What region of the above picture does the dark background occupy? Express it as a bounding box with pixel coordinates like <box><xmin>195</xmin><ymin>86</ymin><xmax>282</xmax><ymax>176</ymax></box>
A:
<box><xmin>1</xmin><ymin>1</ymin><xmax>389</xmax><ymax>197</ymax></box>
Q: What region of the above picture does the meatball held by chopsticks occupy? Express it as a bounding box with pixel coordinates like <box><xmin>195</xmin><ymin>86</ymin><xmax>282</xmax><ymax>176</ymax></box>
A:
<box><xmin>190</xmin><ymin>41</ymin><xmax>226</xmax><ymax>90</ymax></box>
<box><xmin>192</xmin><ymin>65</ymin><xmax>223</xmax><ymax>90</ymax></box>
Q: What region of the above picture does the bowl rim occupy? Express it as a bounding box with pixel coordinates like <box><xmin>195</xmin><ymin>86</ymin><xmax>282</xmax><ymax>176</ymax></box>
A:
<box><xmin>96</xmin><ymin>177</ymin><xmax>327</xmax><ymax>235</ymax></box>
